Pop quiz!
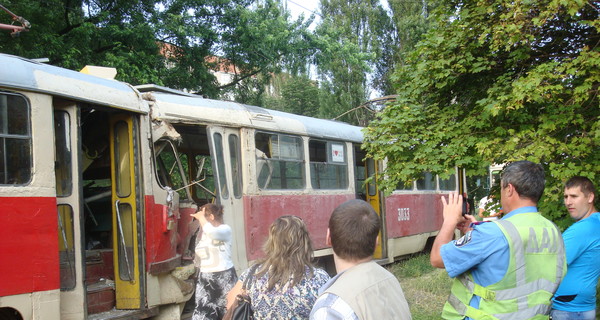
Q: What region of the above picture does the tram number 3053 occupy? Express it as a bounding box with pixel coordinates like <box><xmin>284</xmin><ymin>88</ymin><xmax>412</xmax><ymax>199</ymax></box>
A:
<box><xmin>397</xmin><ymin>208</ymin><xmax>410</xmax><ymax>221</ymax></box>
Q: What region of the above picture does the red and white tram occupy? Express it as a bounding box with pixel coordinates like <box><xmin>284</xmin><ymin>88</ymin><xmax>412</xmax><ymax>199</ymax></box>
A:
<box><xmin>0</xmin><ymin>53</ymin><xmax>460</xmax><ymax>320</ymax></box>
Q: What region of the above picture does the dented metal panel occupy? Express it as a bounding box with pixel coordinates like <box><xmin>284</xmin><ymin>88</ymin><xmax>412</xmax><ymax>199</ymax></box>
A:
<box><xmin>146</xmin><ymin>91</ymin><xmax>254</xmax><ymax>127</ymax></box>
<box><xmin>145</xmin><ymin>91</ymin><xmax>364</xmax><ymax>142</ymax></box>
<box><xmin>0</xmin><ymin>54</ymin><xmax>146</xmax><ymax>113</ymax></box>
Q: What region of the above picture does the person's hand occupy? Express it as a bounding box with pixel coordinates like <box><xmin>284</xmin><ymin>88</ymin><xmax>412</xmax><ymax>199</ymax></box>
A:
<box><xmin>457</xmin><ymin>214</ymin><xmax>476</xmax><ymax>234</ymax></box>
<box><xmin>441</xmin><ymin>192</ymin><xmax>464</xmax><ymax>226</ymax></box>
<box><xmin>191</xmin><ymin>207</ymin><xmax>208</xmax><ymax>226</ymax></box>
<box><xmin>490</xmin><ymin>209</ymin><xmax>503</xmax><ymax>217</ymax></box>
<box><xmin>190</xmin><ymin>207</ymin><xmax>205</xmax><ymax>220</ymax></box>
<box><xmin>432</xmin><ymin>192</ymin><xmax>471</xmax><ymax>269</ymax></box>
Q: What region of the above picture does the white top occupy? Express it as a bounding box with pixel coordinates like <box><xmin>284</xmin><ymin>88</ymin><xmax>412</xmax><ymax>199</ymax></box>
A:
<box><xmin>479</xmin><ymin>196</ymin><xmax>501</xmax><ymax>220</ymax></box>
<box><xmin>478</xmin><ymin>196</ymin><xmax>492</xmax><ymax>211</ymax></box>
<box><xmin>195</xmin><ymin>222</ymin><xmax>234</xmax><ymax>272</ymax></box>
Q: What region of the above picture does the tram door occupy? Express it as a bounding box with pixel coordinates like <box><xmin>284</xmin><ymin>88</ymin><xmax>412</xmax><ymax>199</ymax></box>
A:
<box><xmin>54</xmin><ymin>103</ymin><xmax>86</xmax><ymax>320</ymax></box>
<box><xmin>109</xmin><ymin>114</ymin><xmax>143</xmax><ymax>309</ymax></box>
<box><xmin>366</xmin><ymin>158</ymin><xmax>385</xmax><ymax>259</ymax></box>
<box><xmin>207</xmin><ymin>126</ymin><xmax>247</xmax><ymax>270</ymax></box>
<box><xmin>354</xmin><ymin>145</ymin><xmax>385</xmax><ymax>259</ymax></box>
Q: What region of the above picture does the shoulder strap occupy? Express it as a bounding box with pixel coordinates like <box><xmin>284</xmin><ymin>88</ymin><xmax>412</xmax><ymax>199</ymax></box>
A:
<box><xmin>242</xmin><ymin>264</ymin><xmax>260</xmax><ymax>290</ymax></box>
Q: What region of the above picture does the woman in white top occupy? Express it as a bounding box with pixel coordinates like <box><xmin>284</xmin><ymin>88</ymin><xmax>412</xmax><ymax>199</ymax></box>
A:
<box><xmin>190</xmin><ymin>203</ymin><xmax>237</xmax><ymax>320</ymax></box>
<box><xmin>478</xmin><ymin>194</ymin><xmax>503</xmax><ymax>221</ymax></box>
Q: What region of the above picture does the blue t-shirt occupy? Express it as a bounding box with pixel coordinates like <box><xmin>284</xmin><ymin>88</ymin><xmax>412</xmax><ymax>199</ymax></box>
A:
<box><xmin>552</xmin><ymin>212</ymin><xmax>600</xmax><ymax>312</ymax></box>
<box><xmin>440</xmin><ymin>207</ymin><xmax>537</xmax><ymax>318</ymax></box>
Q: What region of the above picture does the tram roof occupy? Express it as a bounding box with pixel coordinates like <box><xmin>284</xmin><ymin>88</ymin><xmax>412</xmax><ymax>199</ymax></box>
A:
<box><xmin>144</xmin><ymin>89</ymin><xmax>364</xmax><ymax>143</ymax></box>
<box><xmin>0</xmin><ymin>54</ymin><xmax>146</xmax><ymax>113</ymax></box>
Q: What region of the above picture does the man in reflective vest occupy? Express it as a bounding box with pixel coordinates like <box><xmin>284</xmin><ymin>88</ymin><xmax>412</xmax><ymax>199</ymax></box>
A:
<box><xmin>431</xmin><ymin>161</ymin><xmax>566</xmax><ymax>320</ymax></box>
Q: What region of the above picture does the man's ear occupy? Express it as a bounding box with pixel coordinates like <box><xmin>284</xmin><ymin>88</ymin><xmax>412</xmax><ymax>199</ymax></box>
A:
<box><xmin>326</xmin><ymin>228</ymin><xmax>332</xmax><ymax>246</ymax></box>
<box><xmin>506</xmin><ymin>183</ymin><xmax>515</xmax><ymax>198</ymax></box>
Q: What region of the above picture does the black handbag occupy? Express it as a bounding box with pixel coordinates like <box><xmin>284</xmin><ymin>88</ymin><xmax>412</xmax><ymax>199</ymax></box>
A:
<box><xmin>223</xmin><ymin>264</ymin><xmax>259</xmax><ymax>320</ymax></box>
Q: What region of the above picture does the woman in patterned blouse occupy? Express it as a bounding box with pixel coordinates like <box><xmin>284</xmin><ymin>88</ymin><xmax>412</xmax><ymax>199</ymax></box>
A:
<box><xmin>226</xmin><ymin>215</ymin><xmax>330</xmax><ymax>319</ymax></box>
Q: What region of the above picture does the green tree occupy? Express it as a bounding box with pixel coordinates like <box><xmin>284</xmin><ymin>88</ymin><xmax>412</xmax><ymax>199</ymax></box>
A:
<box><xmin>388</xmin><ymin>0</ymin><xmax>434</xmax><ymax>68</ymax></box>
<box><xmin>314</xmin><ymin>0</ymin><xmax>392</xmax><ymax>123</ymax></box>
<box><xmin>312</xmin><ymin>0</ymin><xmax>433</xmax><ymax>124</ymax></box>
<box><xmin>0</xmin><ymin>0</ymin><xmax>315</xmax><ymax>99</ymax></box>
<box><xmin>216</xmin><ymin>0</ymin><xmax>317</xmax><ymax>103</ymax></box>
<box><xmin>364</xmin><ymin>0</ymin><xmax>599</xmax><ymax>227</ymax></box>
<box><xmin>264</xmin><ymin>75</ymin><xmax>321</xmax><ymax>116</ymax></box>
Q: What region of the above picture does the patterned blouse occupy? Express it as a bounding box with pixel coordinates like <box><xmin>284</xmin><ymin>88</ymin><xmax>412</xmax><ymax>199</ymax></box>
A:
<box><xmin>239</xmin><ymin>265</ymin><xmax>330</xmax><ymax>320</ymax></box>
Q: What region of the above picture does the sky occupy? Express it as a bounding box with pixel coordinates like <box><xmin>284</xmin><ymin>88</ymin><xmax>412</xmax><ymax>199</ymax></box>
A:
<box><xmin>284</xmin><ymin>0</ymin><xmax>389</xmax><ymax>98</ymax></box>
<box><xmin>286</xmin><ymin>0</ymin><xmax>321</xmax><ymax>25</ymax></box>
<box><xmin>285</xmin><ymin>0</ymin><xmax>391</xmax><ymax>27</ymax></box>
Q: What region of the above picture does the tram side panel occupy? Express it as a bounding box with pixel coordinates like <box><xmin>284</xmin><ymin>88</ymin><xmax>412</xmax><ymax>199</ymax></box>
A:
<box><xmin>242</xmin><ymin>193</ymin><xmax>354</xmax><ymax>261</ymax></box>
<box><xmin>379</xmin><ymin>169</ymin><xmax>461</xmax><ymax>262</ymax></box>
<box><xmin>0</xmin><ymin>92</ymin><xmax>61</xmax><ymax>319</ymax></box>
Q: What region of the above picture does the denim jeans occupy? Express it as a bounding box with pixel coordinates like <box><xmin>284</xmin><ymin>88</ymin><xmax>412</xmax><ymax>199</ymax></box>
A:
<box><xmin>550</xmin><ymin>309</ymin><xmax>596</xmax><ymax>320</ymax></box>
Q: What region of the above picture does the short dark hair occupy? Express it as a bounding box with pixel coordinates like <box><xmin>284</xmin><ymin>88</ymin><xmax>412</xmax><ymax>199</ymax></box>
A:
<box><xmin>202</xmin><ymin>203</ymin><xmax>224</xmax><ymax>222</ymax></box>
<box><xmin>329</xmin><ymin>199</ymin><xmax>380</xmax><ymax>261</ymax></box>
<box><xmin>565</xmin><ymin>176</ymin><xmax>596</xmax><ymax>198</ymax></box>
<box><xmin>501</xmin><ymin>161</ymin><xmax>545</xmax><ymax>203</ymax></box>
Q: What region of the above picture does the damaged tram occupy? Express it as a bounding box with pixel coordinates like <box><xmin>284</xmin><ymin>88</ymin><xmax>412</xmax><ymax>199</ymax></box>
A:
<box><xmin>0</xmin><ymin>53</ymin><xmax>460</xmax><ymax>320</ymax></box>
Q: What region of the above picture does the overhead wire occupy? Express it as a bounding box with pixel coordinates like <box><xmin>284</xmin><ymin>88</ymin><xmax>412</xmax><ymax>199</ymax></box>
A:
<box><xmin>287</xmin><ymin>0</ymin><xmax>322</xmax><ymax>17</ymax></box>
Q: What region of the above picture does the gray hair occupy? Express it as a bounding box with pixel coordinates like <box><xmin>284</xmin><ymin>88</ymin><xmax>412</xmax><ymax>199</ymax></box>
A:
<box><xmin>501</xmin><ymin>161</ymin><xmax>545</xmax><ymax>203</ymax></box>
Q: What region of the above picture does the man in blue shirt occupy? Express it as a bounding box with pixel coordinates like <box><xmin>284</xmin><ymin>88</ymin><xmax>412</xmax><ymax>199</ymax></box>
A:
<box><xmin>431</xmin><ymin>161</ymin><xmax>566</xmax><ymax>319</ymax></box>
<box><xmin>551</xmin><ymin>176</ymin><xmax>600</xmax><ymax>320</ymax></box>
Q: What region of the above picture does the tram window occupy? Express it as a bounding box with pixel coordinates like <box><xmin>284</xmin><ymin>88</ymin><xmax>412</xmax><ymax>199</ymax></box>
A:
<box><xmin>154</xmin><ymin>139</ymin><xmax>187</xmax><ymax>198</ymax></box>
<box><xmin>179</xmin><ymin>153</ymin><xmax>190</xmax><ymax>199</ymax></box>
<box><xmin>228</xmin><ymin>134</ymin><xmax>242</xmax><ymax>198</ymax></box>
<box><xmin>114</xmin><ymin>121</ymin><xmax>132</xmax><ymax>197</ymax></box>
<box><xmin>255</xmin><ymin>132</ymin><xmax>305</xmax><ymax>189</ymax></box>
<box><xmin>466</xmin><ymin>173</ymin><xmax>491</xmax><ymax>204</ymax></box>
<box><xmin>0</xmin><ymin>92</ymin><xmax>32</xmax><ymax>185</ymax></box>
<box><xmin>192</xmin><ymin>154</ymin><xmax>216</xmax><ymax>203</ymax></box>
<box><xmin>396</xmin><ymin>180</ymin><xmax>413</xmax><ymax>190</ymax></box>
<box><xmin>213</xmin><ymin>133</ymin><xmax>230</xmax><ymax>198</ymax></box>
<box><xmin>54</xmin><ymin>111</ymin><xmax>73</xmax><ymax>196</ymax></box>
<box><xmin>354</xmin><ymin>145</ymin><xmax>367</xmax><ymax>198</ymax></box>
<box><xmin>491</xmin><ymin>169</ymin><xmax>502</xmax><ymax>188</ymax></box>
<box><xmin>416</xmin><ymin>172</ymin><xmax>436</xmax><ymax>190</ymax></box>
<box><xmin>438</xmin><ymin>173</ymin><xmax>457</xmax><ymax>191</ymax></box>
<box><xmin>116</xmin><ymin>202</ymin><xmax>135</xmax><ymax>281</ymax></box>
<box><xmin>58</xmin><ymin>204</ymin><xmax>76</xmax><ymax>290</ymax></box>
<box><xmin>366</xmin><ymin>158</ymin><xmax>377</xmax><ymax>196</ymax></box>
<box><xmin>309</xmin><ymin>140</ymin><xmax>348</xmax><ymax>189</ymax></box>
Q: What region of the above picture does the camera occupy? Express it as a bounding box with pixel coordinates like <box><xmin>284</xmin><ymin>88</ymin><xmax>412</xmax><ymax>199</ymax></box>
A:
<box><xmin>462</xmin><ymin>196</ymin><xmax>469</xmax><ymax>216</ymax></box>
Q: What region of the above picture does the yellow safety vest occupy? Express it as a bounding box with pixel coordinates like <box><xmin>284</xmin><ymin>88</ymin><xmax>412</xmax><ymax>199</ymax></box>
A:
<box><xmin>442</xmin><ymin>212</ymin><xmax>566</xmax><ymax>320</ymax></box>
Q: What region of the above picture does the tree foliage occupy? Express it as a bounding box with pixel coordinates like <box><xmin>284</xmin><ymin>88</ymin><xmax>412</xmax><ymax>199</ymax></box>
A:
<box><xmin>309</xmin><ymin>0</ymin><xmax>434</xmax><ymax>124</ymax></box>
<box><xmin>388</xmin><ymin>0</ymin><xmax>434</xmax><ymax>68</ymax></box>
<box><xmin>313</xmin><ymin>0</ymin><xmax>391</xmax><ymax>123</ymax></box>
<box><xmin>364</xmin><ymin>0</ymin><xmax>599</xmax><ymax>227</ymax></box>
<box><xmin>263</xmin><ymin>75</ymin><xmax>321</xmax><ymax>117</ymax></box>
<box><xmin>0</xmin><ymin>0</ymin><xmax>314</xmax><ymax>98</ymax></box>
<box><xmin>381</xmin><ymin>0</ymin><xmax>435</xmax><ymax>96</ymax></box>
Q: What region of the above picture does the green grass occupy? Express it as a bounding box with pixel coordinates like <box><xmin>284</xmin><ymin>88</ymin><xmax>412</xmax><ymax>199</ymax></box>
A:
<box><xmin>387</xmin><ymin>253</ymin><xmax>451</xmax><ymax>320</ymax></box>
<box><xmin>389</xmin><ymin>253</ymin><xmax>600</xmax><ymax>320</ymax></box>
